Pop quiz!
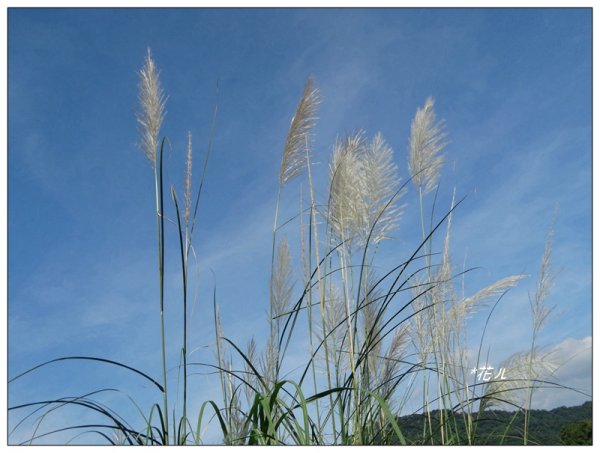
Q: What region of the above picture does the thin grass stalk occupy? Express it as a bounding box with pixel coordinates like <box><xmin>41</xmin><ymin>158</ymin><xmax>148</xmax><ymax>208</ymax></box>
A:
<box><xmin>409</xmin><ymin>200</ymin><xmax>463</xmax><ymax>442</ymax></box>
<box><xmin>182</xmin><ymin>135</ymin><xmax>191</xmax><ymax>443</ymax></box>
<box><xmin>348</xmin><ymin>197</ymin><xmax>464</xmax><ymax>443</ymax></box>
<box><xmin>413</xmin><ymin>185</ymin><xmax>435</xmax><ymax>443</ymax></box>
<box><xmin>276</xmin><ymin>243</ymin><xmax>345</xmax><ymax>375</ymax></box>
<box><xmin>471</xmin><ymin>292</ymin><xmax>508</xmax><ymax>442</ymax></box>
<box><xmin>269</xmin><ymin>77</ymin><xmax>319</xmax><ymax>387</ymax></box>
<box><xmin>187</xmin><ymin>81</ymin><xmax>219</xmax><ymax>244</ymax></box>
<box><xmin>431</xmin><ymin>197</ymin><xmax>456</xmax><ymax>445</ymax></box>
<box><xmin>523</xmin><ymin>224</ymin><xmax>555</xmax><ymax>444</ymax></box>
<box><xmin>268</xmin><ymin>185</ymin><xmax>283</xmax><ymax>383</ymax></box>
<box><xmin>436</xmin><ymin>193</ymin><xmax>476</xmax><ymax>444</ymax></box>
<box><xmin>337</xmin><ymin>243</ymin><xmax>360</xmax><ymax>442</ymax></box>
<box><xmin>299</xmin><ymin>186</ymin><xmax>324</xmax><ymax>440</ymax></box>
<box><xmin>137</xmin><ymin>49</ymin><xmax>169</xmax><ymax>444</ymax></box>
<box><xmin>213</xmin><ymin>296</ymin><xmax>229</xmax><ymax>442</ymax></box>
<box><xmin>304</xmin><ymin>135</ymin><xmax>339</xmax><ymax>439</ymax></box>
<box><xmin>303</xmin><ymin>209</ymin><xmax>323</xmax><ymax>432</ymax></box>
<box><xmin>326</xmin><ymin>139</ymin><xmax>363</xmax><ymax>437</ymax></box>
<box><xmin>408</xmin><ymin>97</ymin><xmax>447</xmax><ymax>443</ymax></box>
<box><xmin>327</xmin><ymin>272</ymin><xmax>346</xmax><ymax>443</ymax></box>
<box><xmin>349</xmin><ymin>157</ymin><xmax>406</xmax><ymax>432</ymax></box>
<box><xmin>419</xmin><ymin>196</ymin><xmax>455</xmax><ymax>445</ymax></box>
<box><xmin>153</xmin><ymin>140</ymin><xmax>169</xmax><ymax>444</ymax></box>
<box><xmin>329</xmin><ymin>192</ymin><xmax>359</xmax><ymax>441</ymax></box>
<box><xmin>415</xmin><ymin>198</ymin><xmax>432</xmax><ymax>443</ymax></box>
<box><xmin>170</xmin><ymin>186</ymin><xmax>188</xmax><ymax>443</ymax></box>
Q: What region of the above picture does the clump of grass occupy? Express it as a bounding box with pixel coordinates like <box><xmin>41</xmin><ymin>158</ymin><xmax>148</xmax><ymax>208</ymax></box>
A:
<box><xmin>8</xmin><ymin>50</ymin><xmax>584</xmax><ymax>446</ymax></box>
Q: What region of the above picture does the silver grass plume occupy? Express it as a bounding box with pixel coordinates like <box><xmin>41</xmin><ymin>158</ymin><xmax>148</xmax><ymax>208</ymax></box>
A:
<box><xmin>362</xmin><ymin>271</ymin><xmax>409</xmax><ymax>404</ymax></box>
<box><xmin>530</xmin><ymin>226</ymin><xmax>555</xmax><ymax>335</ymax></box>
<box><xmin>279</xmin><ymin>77</ymin><xmax>320</xmax><ymax>186</ymax></box>
<box><xmin>409</xmin><ymin>211</ymin><xmax>453</xmax><ymax>350</ymax></box>
<box><xmin>329</xmin><ymin>132</ymin><xmax>404</xmax><ymax>249</ymax></box>
<box><xmin>214</xmin><ymin>305</ymin><xmax>245</xmax><ymax>444</ymax></box>
<box><xmin>427</xmin><ymin>194</ymin><xmax>456</xmax><ymax>344</ymax></box>
<box><xmin>441</xmin><ymin>272</ymin><xmax>527</xmax><ymax>379</ymax></box>
<box><xmin>271</xmin><ymin>238</ymin><xmax>295</xmax><ymax>318</ymax></box>
<box><xmin>244</xmin><ymin>338</ymin><xmax>259</xmax><ymax>405</ymax></box>
<box><xmin>436</xmin><ymin>191</ymin><xmax>455</xmax><ymax>304</ymax></box>
<box><xmin>361</xmin><ymin>133</ymin><xmax>406</xmax><ymax>243</ymax></box>
<box><xmin>322</xmin><ymin>284</ymin><xmax>344</xmax><ymax>342</ymax></box>
<box><xmin>379</xmin><ymin>324</ymin><xmax>409</xmax><ymax>399</ymax></box>
<box><xmin>480</xmin><ymin>349</ymin><xmax>557</xmax><ymax>411</ymax></box>
<box><xmin>320</xmin><ymin>284</ymin><xmax>348</xmax><ymax>370</ymax></box>
<box><xmin>408</xmin><ymin>97</ymin><xmax>447</xmax><ymax>193</ymax></box>
<box><xmin>261</xmin><ymin>333</ymin><xmax>278</xmax><ymax>387</ymax></box>
<box><xmin>409</xmin><ymin>274</ymin><xmax>435</xmax><ymax>360</ymax></box>
<box><xmin>447</xmin><ymin>274</ymin><xmax>526</xmax><ymax>328</ymax></box>
<box><xmin>137</xmin><ymin>48</ymin><xmax>166</xmax><ymax>166</ymax></box>
<box><xmin>185</xmin><ymin>131</ymin><xmax>193</xmax><ymax>224</ymax></box>
<box><xmin>264</xmin><ymin>240</ymin><xmax>295</xmax><ymax>388</ymax></box>
<box><xmin>363</xmin><ymin>272</ymin><xmax>409</xmax><ymax>396</ymax></box>
<box><xmin>430</xmin><ymin>198</ymin><xmax>457</xmax><ymax>357</ymax></box>
<box><xmin>328</xmin><ymin>132</ymin><xmax>366</xmax><ymax>248</ymax></box>
<box><xmin>214</xmin><ymin>303</ymin><xmax>227</xmax><ymax>394</ymax></box>
<box><xmin>362</xmin><ymin>271</ymin><xmax>384</xmax><ymax>371</ymax></box>
<box><xmin>225</xmin><ymin>359</ymin><xmax>245</xmax><ymax>445</ymax></box>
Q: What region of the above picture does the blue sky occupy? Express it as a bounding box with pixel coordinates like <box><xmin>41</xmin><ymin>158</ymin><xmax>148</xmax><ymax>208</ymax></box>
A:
<box><xmin>6</xmin><ymin>7</ymin><xmax>592</xmax><ymax>444</ymax></box>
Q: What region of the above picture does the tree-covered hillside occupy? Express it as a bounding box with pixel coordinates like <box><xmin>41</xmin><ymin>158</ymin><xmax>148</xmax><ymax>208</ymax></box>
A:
<box><xmin>397</xmin><ymin>401</ymin><xmax>592</xmax><ymax>445</ymax></box>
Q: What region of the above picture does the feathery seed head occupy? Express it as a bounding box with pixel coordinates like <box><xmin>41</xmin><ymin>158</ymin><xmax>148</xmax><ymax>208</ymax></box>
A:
<box><xmin>432</xmin><ymin>195</ymin><xmax>456</xmax><ymax>304</ymax></box>
<box><xmin>379</xmin><ymin>324</ymin><xmax>409</xmax><ymax>397</ymax></box>
<box><xmin>408</xmin><ymin>97</ymin><xmax>447</xmax><ymax>193</ymax></box>
<box><xmin>328</xmin><ymin>131</ymin><xmax>404</xmax><ymax>249</ymax></box>
<box><xmin>185</xmin><ymin>131</ymin><xmax>193</xmax><ymax>224</ymax></box>
<box><xmin>279</xmin><ymin>77</ymin><xmax>321</xmax><ymax>186</ymax></box>
<box><xmin>244</xmin><ymin>338</ymin><xmax>259</xmax><ymax>404</ymax></box>
<box><xmin>362</xmin><ymin>133</ymin><xmax>406</xmax><ymax>243</ymax></box>
<box><xmin>530</xmin><ymin>225</ymin><xmax>555</xmax><ymax>333</ymax></box>
<box><xmin>448</xmin><ymin>274</ymin><xmax>526</xmax><ymax>326</ymax></box>
<box><xmin>324</xmin><ymin>284</ymin><xmax>344</xmax><ymax>334</ymax></box>
<box><xmin>481</xmin><ymin>349</ymin><xmax>557</xmax><ymax>410</ymax></box>
<box><xmin>362</xmin><ymin>270</ymin><xmax>384</xmax><ymax>359</ymax></box>
<box><xmin>328</xmin><ymin>132</ymin><xmax>368</xmax><ymax>247</ymax></box>
<box><xmin>322</xmin><ymin>284</ymin><xmax>349</xmax><ymax>367</ymax></box>
<box><xmin>137</xmin><ymin>48</ymin><xmax>166</xmax><ymax>167</ymax></box>
<box><xmin>271</xmin><ymin>238</ymin><xmax>295</xmax><ymax>318</ymax></box>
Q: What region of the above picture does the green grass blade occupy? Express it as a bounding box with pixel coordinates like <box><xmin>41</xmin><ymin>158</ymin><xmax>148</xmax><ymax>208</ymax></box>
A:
<box><xmin>359</xmin><ymin>388</ymin><xmax>406</xmax><ymax>445</ymax></box>
<box><xmin>9</xmin><ymin>356</ymin><xmax>163</xmax><ymax>392</ymax></box>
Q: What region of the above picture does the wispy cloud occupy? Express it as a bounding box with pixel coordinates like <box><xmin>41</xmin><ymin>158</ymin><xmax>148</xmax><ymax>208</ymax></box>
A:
<box><xmin>534</xmin><ymin>336</ymin><xmax>592</xmax><ymax>409</ymax></box>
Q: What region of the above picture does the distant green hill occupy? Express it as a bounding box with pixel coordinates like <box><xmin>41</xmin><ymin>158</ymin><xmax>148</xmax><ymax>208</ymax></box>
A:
<box><xmin>396</xmin><ymin>401</ymin><xmax>592</xmax><ymax>445</ymax></box>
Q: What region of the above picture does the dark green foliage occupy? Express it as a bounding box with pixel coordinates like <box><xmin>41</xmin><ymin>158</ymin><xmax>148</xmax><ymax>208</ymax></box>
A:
<box><xmin>397</xmin><ymin>401</ymin><xmax>592</xmax><ymax>445</ymax></box>
<box><xmin>560</xmin><ymin>418</ymin><xmax>592</xmax><ymax>445</ymax></box>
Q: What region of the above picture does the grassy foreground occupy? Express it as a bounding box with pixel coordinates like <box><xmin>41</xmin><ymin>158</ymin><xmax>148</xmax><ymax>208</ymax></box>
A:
<box><xmin>8</xmin><ymin>49</ymin><xmax>583</xmax><ymax>446</ymax></box>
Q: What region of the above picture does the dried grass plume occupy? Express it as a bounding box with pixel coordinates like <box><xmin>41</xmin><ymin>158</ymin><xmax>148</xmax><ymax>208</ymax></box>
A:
<box><xmin>329</xmin><ymin>132</ymin><xmax>405</xmax><ymax>248</ymax></box>
<box><xmin>408</xmin><ymin>97</ymin><xmax>446</xmax><ymax>193</ymax></box>
<box><xmin>137</xmin><ymin>48</ymin><xmax>166</xmax><ymax>166</ymax></box>
<box><xmin>279</xmin><ymin>77</ymin><xmax>320</xmax><ymax>186</ymax></box>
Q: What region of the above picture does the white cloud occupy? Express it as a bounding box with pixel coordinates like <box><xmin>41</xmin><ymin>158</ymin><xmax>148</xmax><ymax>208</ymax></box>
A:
<box><xmin>532</xmin><ymin>336</ymin><xmax>592</xmax><ymax>410</ymax></box>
